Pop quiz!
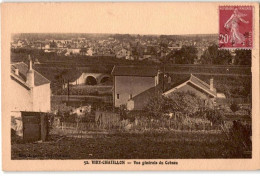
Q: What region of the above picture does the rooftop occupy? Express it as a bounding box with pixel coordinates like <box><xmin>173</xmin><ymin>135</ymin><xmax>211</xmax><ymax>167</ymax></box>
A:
<box><xmin>11</xmin><ymin>62</ymin><xmax>50</xmax><ymax>87</ymax></box>
<box><xmin>189</xmin><ymin>74</ymin><xmax>216</xmax><ymax>96</ymax></box>
<box><xmin>163</xmin><ymin>74</ymin><xmax>217</xmax><ymax>97</ymax></box>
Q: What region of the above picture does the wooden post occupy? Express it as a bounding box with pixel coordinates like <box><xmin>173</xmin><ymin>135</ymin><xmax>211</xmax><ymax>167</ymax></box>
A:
<box><xmin>108</xmin><ymin>118</ymin><xmax>110</xmax><ymax>130</ymax></box>
<box><xmin>67</xmin><ymin>80</ymin><xmax>70</xmax><ymax>106</ymax></box>
<box><xmin>163</xmin><ymin>62</ymin><xmax>165</xmax><ymax>92</ymax></box>
<box><xmin>40</xmin><ymin>114</ymin><xmax>48</xmax><ymax>142</ymax></box>
<box><xmin>174</xmin><ymin>112</ymin><xmax>176</xmax><ymax>129</ymax></box>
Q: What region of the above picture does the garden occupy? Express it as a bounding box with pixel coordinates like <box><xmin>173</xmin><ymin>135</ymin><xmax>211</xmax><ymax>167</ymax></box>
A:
<box><xmin>12</xmin><ymin>91</ymin><xmax>252</xmax><ymax>159</ymax></box>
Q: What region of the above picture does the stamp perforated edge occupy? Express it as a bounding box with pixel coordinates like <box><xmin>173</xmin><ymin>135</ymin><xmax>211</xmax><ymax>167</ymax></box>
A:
<box><xmin>218</xmin><ymin>5</ymin><xmax>254</xmax><ymax>50</ymax></box>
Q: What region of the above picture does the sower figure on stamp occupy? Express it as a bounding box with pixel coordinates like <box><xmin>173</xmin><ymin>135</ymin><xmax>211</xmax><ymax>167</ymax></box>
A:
<box><xmin>224</xmin><ymin>8</ymin><xmax>249</xmax><ymax>46</ymax></box>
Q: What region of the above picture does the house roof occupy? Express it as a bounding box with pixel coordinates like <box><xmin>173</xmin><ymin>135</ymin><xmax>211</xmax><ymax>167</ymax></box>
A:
<box><xmin>189</xmin><ymin>74</ymin><xmax>215</xmax><ymax>95</ymax></box>
<box><xmin>11</xmin><ymin>62</ymin><xmax>50</xmax><ymax>87</ymax></box>
<box><xmin>111</xmin><ymin>65</ymin><xmax>158</xmax><ymax>77</ymax></box>
<box><xmin>132</xmin><ymin>86</ymin><xmax>158</xmax><ymax>100</ymax></box>
<box><xmin>163</xmin><ymin>74</ymin><xmax>217</xmax><ymax>97</ymax></box>
<box><xmin>129</xmin><ymin>85</ymin><xmax>162</xmax><ymax>110</ymax></box>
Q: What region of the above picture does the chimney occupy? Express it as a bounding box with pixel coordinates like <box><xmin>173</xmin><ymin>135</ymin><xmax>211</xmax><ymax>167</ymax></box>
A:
<box><xmin>15</xmin><ymin>68</ymin><xmax>19</xmax><ymax>75</ymax></box>
<box><xmin>210</xmin><ymin>78</ymin><xmax>214</xmax><ymax>91</ymax></box>
<box><xmin>28</xmin><ymin>55</ymin><xmax>33</xmax><ymax>70</ymax></box>
<box><xmin>156</xmin><ymin>69</ymin><xmax>161</xmax><ymax>86</ymax></box>
<box><xmin>167</xmin><ymin>75</ymin><xmax>171</xmax><ymax>84</ymax></box>
<box><xmin>26</xmin><ymin>55</ymin><xmax>34</xmax><ymax>87</ymax></box>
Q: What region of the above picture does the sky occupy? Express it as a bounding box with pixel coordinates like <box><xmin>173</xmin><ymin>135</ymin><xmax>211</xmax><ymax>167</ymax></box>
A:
<box><xmin>2</xmin><ymin>2</ymin><xmax>219</xmax><ymax>35</ymax></box>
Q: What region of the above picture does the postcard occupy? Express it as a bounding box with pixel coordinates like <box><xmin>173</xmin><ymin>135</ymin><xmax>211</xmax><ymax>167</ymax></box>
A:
<box><xmin>1</xmin><ymin>2</ymin><xmax>260</xmax><ymax>171</ymax></box>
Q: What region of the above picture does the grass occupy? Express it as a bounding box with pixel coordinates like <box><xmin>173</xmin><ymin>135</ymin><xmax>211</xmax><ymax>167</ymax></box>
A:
<box><xmin>11</xmin><ymin>131</ymin><xmax>249</xmax><ymax>159</ymax></box>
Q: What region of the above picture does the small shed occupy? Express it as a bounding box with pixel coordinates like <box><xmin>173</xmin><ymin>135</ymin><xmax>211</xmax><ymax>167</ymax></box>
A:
<box><xmin>11</xmin><ymin>111</ymin><xmax>49</xmax><ymax>142</ymax></box>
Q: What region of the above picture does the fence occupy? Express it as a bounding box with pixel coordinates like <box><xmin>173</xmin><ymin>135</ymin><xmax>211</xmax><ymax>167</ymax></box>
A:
<box><xmin>51</xmin><ymin>110</ymin><xmax>237</xmax><ymax>136</ymax></box>
<box><xmin>95</xmin><ymin>111</ymin><xmax>120</xmax><ymax>129</ymax></box>
<box><xmin>131</xmin><ymin>112</ymin><xmax>220</xmax><ymax>132</ymax></box>
<box><xmin>51</xmin><ymin>111</ymin><xmax>121</xmax><ymax>137</ymax></box>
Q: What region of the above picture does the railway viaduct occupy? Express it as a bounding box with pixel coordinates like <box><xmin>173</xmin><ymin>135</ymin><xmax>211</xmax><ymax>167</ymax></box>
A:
<box><xmin>69</xmin><ymin>72</ymin><xmax>111</xmax><ymax>85</ymax></box>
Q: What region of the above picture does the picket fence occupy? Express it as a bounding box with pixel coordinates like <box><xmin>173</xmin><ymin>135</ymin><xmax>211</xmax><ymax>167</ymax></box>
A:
<box><xmin>51</xmin><ymin>111</ymin><xmax>223</xmax><ymax>136</ymax></box>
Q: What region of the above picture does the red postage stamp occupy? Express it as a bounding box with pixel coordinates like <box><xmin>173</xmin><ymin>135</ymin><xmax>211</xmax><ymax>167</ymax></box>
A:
<box><xmin>219</xmin><ymin>6</ymin><xmax>253</xmax><ymax>49</ymax></box>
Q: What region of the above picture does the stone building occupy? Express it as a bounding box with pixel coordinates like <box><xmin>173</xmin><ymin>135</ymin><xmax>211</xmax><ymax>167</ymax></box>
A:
<box><xmin>111</xmin><ymin>65</ymin><xmax>159</xmax><ymax>108</ymax></box>
<box><xmin>10</xmin><ymin>58</ymin><xmax>51</xmax><ymax>114</ymax></box>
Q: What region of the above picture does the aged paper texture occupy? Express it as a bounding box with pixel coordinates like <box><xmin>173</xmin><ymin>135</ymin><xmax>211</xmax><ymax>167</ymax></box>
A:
<box><xmin>1</xmin><ymin>2</ymin><xmax>260</xmax><ymax>171</ymax></box>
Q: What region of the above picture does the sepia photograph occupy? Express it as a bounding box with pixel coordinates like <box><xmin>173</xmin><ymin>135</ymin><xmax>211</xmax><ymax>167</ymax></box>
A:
<box><xmin>10</xmin><ymin>32</ymin><xmax>253</xmax><ymax>160</ymax></box>
<box><xmin>2</xmin><ymin>2</ymin><xmax>260</xmax><ymax>171</ymax></box>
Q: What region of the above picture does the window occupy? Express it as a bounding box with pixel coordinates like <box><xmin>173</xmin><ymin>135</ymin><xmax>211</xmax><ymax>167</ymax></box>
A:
<box><xmin>117</xmin><ymin>94</ymin><xmax>119</xmax><ymax>99</ymax></box>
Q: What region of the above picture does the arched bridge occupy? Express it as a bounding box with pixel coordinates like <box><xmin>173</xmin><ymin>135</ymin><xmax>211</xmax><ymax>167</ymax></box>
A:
<box><xmin>70</xmin><ymin>72</ymin><xmax>111</xmax><ymax>85</ymax></box>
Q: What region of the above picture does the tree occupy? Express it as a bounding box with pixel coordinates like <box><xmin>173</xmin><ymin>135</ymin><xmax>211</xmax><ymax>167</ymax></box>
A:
<box><xmin>131</xmin><ymin>42</ymin><xmax>144</xmax><ymax>60</ymax></box>
<box><xmin>50</xmin><ymin>40</ymin><xmax>57</xmax><ymax>48</ymax></box>
<box><xmin>53</xmin><ymin>68</ymin><xmax>80</xmax><ymax>90</ymax></box>
<box><xmin>234</xmin><ymin>50</ymin><xmax>251</xmax><ymax>66</ymax></box>
<box><xmin>228</xmin><ymin>121</ymin><xmax>252</xmax><ymax>157</ymax></box>
<box><xmin>144</xmin><ymin>94</ymin><xmax>165</xmax><ymax>119</ymax></box>
<box><xmin>230</xmin><ymin>102</ymin><xmax>240</xmax><ymax>113</ymax></box>
<box><xmin>80</xmin><ymin>48</ymin><xmax>87</xmax><ymax>56</ymax></box>
<box><xmin>150</xmin><ymin>46</ymin><xmax>158</xmax><ymax>56</ymax></box>
<box><xmin>144</xmin><ymin>92</ymin><xmax>204</xmax><ymax>119</ymax></box>
<box><xmin>204</xmin><ymin>108</ymin><xmax>224</xmax><ymax>125</ymax></box>
<box><xmin>200</xmin><ymin>44</ymin><xmax>232</xmax><ymax>65</ymax></box>
<box><xmin>168</xmin><ymin>45</ymin><xmax>198</xmax><ymax>64</ymax></box>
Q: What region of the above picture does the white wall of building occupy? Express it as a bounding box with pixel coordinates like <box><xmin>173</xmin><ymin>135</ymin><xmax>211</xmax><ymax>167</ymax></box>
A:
<box><xmin>33</xmin><ymin>83</ymin><xmax>51</xmax><ymax>112</ymax></box>
<box><xmin>10</xmin><ymin>79</ymin><xmax>51</xmax><ymax>113</ymax></box>
<box><xmin>114</xmin><ymin>76</ymin><xmax>156</xmax><ymax>107</ymax></box>
<box><xmin>10</xmin><ymin>79</ymin><xmax>33</xmax><ymax>112</ymax></box>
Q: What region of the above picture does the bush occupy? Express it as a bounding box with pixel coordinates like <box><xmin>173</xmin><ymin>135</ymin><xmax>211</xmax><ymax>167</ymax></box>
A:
<box><xmin>228</xmin><ymin>121</ymin><xmax>252</xmax><ymax>157</ymax></box>
<box><xmin>144</xmin><ymin>92</ymin><xmax>205</xmax><ymax>119</ymax></box>
<box><xmin>204</xmin><ymin>108</ymin><xmax>225</xmax><ymax>125</ymax></box>
<box><xmin>230</xmin><ymin>102</ymin><xmax>240</xmax><ymax>113</ymax></box>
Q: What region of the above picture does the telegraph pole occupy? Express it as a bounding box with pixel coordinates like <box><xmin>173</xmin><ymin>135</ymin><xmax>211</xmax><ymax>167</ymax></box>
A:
<box><xmin>163</xmin><ymin>60</ymin><xmax>165</xmax><ymax>92</ymax></box>
<box><xmin>67</xmin><ymin>80</ymin><xmax>70</xmax><ymax>106</ymax></box>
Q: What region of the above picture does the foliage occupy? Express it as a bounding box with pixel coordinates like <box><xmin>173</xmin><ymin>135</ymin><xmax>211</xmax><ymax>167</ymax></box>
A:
<box><xmin>144</xmin><ymin>92</ymin><xmax>204</xmax><ymax>119</ymax></box>
<box><xmin>230</xmin><ymin>102</ymin><xmax>240</xmax><ymax>113</ymax></box>
<box><xmin>144</xmin><ymin>91</ymin><xmax>225</xmax><ymax>126</ymax></box>
<box><xmin>50</xmin><ymin>40</ymin><xmax>57</xmax><ymax>48</ymax></box>
<box><xmin>57</xmin><ymin>85</ymin><xmax>112</xmax><ymax>96</ymax></box>
<box><xmin>228</xmin><ymin>121</ymin><xmax>252</xmax><ymax>157</ymax></box>
<box><xmin>52</xmin><ymin>102</ymin><xmax>74</xmax><ymax>114</ymax></box>
<box><xmin>234</xmin><ymin>50</ymin><xmax>251</xmax><ymax>66</ymax></box>
<box><xmin>144</xmin><ymin>94</ymin><xmax>165</xmax><ymax>119</ymax></box>
<box><xmin>200</xmin><ymin>44</ymin><xmax>232</xmax><ymax>65</ymax></box>
<box><xmin>167</xmin><ymin>45</ymin><xmax>198</xmax><ymax>64</ymax></box>
<box><xmin>119</xmin><ymin>105</ymin><xmax>128</xmax><ymax>120</ymax></box>
<box><xmin>57</xmin><ymin>68</ymin><xmax>80</xmax><ymax>82</ymax></box>
<box><xmin>204</xmin><ymin>108</ymin><xmax>225</xmax><ymax>125</ymax></box>
<box><xmin>163</xmin><ymin>92</ymin><xmax>204</xmax><ymax>114</ymax></box>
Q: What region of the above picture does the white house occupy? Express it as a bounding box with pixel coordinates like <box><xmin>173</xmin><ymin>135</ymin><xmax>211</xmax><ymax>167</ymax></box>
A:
<box><xmin>65</xmin><ymin>48</ymin><xmax>81</xmax><ymax>56</ymax></box>
<box><xmin>111</xmin><ymin>66</ymin><xmax>159</xmax><ymax>108</ymax></box>
<box><xmin>125</xmin><ymin>74</ymin><xmax>226</xmax><ymax>111</ymax></box>
<box><xmin>87</xmin><ymin>48</ymin><xmax>93</xmax><ymax>56</ymax></box>
<box><xmin>116</xmin><ymin>48</ymin><xmax>128</xmax><ymax>58</ymax></box>
<box><xmin>44</xmin><ymin>44</ymin><xmax>50</xmax><ymax>49</ymax></box>
<box><xmin>10</xmin><ymin>59</ymin><xmax>51</xmax><ymax>115</ymax></box>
